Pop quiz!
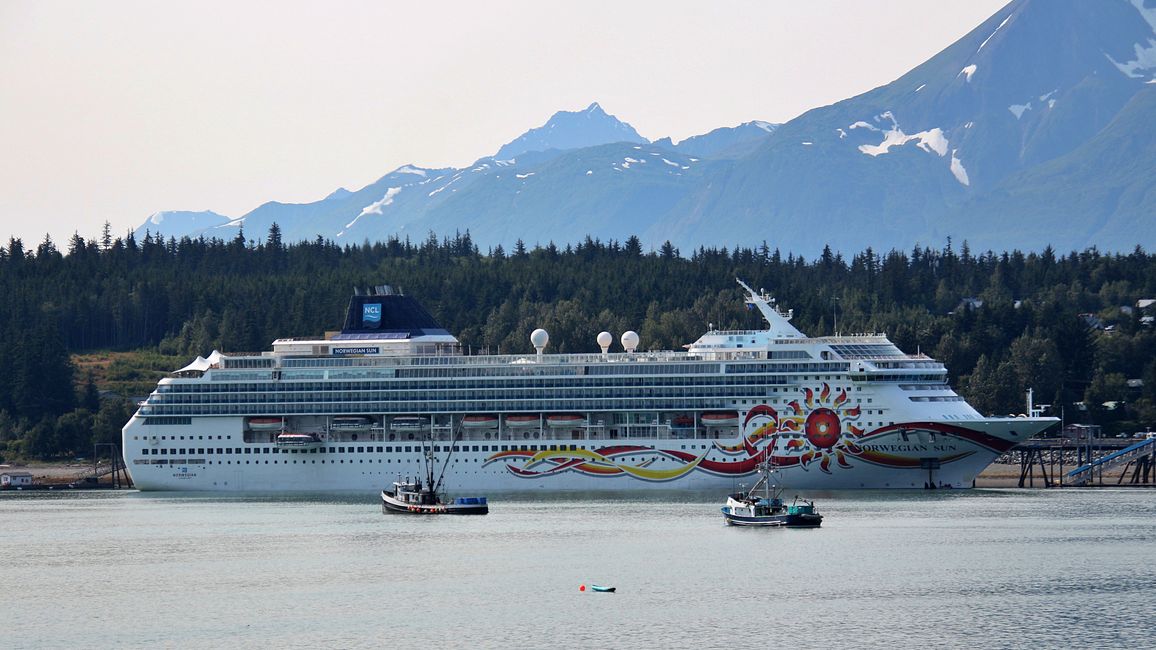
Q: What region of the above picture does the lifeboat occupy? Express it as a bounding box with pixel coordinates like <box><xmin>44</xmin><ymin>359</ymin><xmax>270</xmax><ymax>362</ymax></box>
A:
<box><xmin>546</xmin><ymin>414</ymin><xmax>585</xmax><ymax>428</ymax></box>
<box><xmin>390</xmin><ymin>416</ymin><xmax>428</xmax><ymax>430</ymax></box>
<box><xmin>276</xmin><ymin>432</ymin><xmax>322</xmax><ymax>448</ymax></box>
<box><xmin>462</xmin><ymin>415</ymin><xmax>499</xmax><ymax>429</ymax></box>
<box><xmin>701</xmin><ymin>412</ymin><xmax>740</xmax><ymax>427</ymax></box>
<box><xmin>332</xmin><ymin>416</ymin><xmax>372</xmax><ymax>430</ymax></box>
<box><xmin>248</xmin><ymin>417</ymin><xmax>284</xmax><ymax>431</ymax></box>
<box><xmin>505</xmin><ymin>415</ymin><xmax>541</xmax><ymax>428</ymax></box>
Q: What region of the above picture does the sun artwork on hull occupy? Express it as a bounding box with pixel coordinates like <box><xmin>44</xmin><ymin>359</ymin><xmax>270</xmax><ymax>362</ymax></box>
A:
<box><xmin>754</xmin><ymin>382</ymin><xmax>864</xmax><ymax>473</ymax></box>
<box><xmin>482</xmin><ymin>383</ymin><xmax>877</xmax><ymax>480</ymax></box>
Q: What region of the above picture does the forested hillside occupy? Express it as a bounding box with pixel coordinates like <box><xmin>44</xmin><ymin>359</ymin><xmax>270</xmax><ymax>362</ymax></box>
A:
<box><xmin>3</xmin><ymin>223</ymin><xmax>1156</xmax><ymax>460</ymax></box>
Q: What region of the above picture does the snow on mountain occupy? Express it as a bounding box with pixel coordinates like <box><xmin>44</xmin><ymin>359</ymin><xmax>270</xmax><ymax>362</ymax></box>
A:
<box><xmin>134</xmin><ymin>0</ymin><xmax>1156</xmax><ymax>255</ymax></box>
<box><xmin>133</xmin><ymin>210</ymin><xmax>231</xmax><ymax>240</ymax></box>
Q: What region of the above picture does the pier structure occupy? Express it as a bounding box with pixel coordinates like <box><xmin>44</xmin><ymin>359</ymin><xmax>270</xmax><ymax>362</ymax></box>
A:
<box><xmin>1010</xmin><ymin>437</ymin><xmax>1156</xmax><ymax>487</ymax></box>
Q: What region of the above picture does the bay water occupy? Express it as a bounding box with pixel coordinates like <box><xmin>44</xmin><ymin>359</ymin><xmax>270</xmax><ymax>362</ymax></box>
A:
<box><xmin>3</xmin><ymin>488</ymin><xmax>1155</xmax><ymax>649</ymax></box>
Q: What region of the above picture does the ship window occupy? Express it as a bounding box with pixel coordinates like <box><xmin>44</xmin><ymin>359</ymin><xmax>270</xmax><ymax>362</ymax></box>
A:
<box><xmin>357</xmin><ymin>447</ymin><xmax>365</xmax><ymax>453</ymax></box>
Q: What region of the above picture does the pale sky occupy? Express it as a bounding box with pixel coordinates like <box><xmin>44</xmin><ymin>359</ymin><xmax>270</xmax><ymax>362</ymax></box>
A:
<box><xmin>0</xmin><ymin>0</ymin><xmax>1009</xmax><ymax>247</ymax></box>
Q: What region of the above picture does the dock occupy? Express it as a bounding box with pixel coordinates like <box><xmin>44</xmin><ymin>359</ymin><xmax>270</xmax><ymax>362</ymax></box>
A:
<box><xmin>1010</xmin><ymin>437</ymin><xmax>1156</xmax><ymax>487</ymax></box>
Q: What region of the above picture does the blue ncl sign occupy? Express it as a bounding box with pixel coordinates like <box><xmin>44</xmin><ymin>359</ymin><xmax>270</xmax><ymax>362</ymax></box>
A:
<box><xmin>363</xmin><ymin>303</ymin><xmax>382</xmax><ymax>326</ymax></box>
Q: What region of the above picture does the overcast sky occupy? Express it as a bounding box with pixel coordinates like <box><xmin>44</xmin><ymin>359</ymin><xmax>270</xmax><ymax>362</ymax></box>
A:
<box><xmin>0</xmin><ymin>0</ymin><xmax>1009</xmax><ymax>247</ymax></box>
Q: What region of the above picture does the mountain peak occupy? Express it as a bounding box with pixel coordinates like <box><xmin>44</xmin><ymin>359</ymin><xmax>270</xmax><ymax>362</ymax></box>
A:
<box><xmin>495</xmin><ymin>102</ymin><xmax>648</xmax><ymax>160</ymax></box>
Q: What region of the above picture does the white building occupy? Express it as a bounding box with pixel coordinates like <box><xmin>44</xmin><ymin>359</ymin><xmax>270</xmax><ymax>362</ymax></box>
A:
<box><xmin>1</xmin><ymin>471</ymin><xmax>33</xmax><ymax>488</ymax></box>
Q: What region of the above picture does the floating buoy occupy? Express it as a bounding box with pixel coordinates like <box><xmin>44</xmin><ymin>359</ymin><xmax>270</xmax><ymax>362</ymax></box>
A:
<box><xmin>579</xmin><ymin>584</ymin><xmax>586</xmax><ymax>592</ymax></box>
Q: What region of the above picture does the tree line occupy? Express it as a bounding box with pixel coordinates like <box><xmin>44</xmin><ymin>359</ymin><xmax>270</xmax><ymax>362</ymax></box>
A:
<box><xmin>3</xmin><ymin>223</ymin><xmax>1156</xmax><ymax>460</ymax></box>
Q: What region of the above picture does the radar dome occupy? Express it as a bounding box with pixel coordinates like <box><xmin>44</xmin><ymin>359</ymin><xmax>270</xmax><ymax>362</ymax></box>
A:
<box><xmin>597</xmin><ymin>331</ymin><xmax>613</xmax><ymax>350</ymax></box>
<box><xmin>530</xmin><ymin>328</ymin><xmax>549</xmax><ymax>349</ymax></box>
<box><xmin>621</xmin><ymin>330</ymin><xmax>639</xmax><ymax>352</ymax></box>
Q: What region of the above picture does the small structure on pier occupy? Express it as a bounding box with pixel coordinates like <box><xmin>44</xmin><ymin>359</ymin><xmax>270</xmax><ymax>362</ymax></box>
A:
<box><xmin>0</xmin><ymin>471</ymin><xmax>33</xmax><ymax>488</ymax></box>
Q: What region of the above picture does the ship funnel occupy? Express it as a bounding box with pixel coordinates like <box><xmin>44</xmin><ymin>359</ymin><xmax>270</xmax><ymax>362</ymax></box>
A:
<box><xmin>597</xmin><ymin>331</ymin><xmax>612</xmax><ymax>357</ymax></box>
<box><xmin>621</xmin><ymin>331</ymin><xmax>639</xmax><ymax>354</ymax></box>
<box><xmin>531</xmin><ymin>328</ymin><xmax>549</xmax><ymax>360</ymax></box>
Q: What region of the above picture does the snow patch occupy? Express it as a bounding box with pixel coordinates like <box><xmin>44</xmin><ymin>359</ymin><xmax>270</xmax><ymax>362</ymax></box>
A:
<box><xmin>661</xmin><ymin>158</ymin><xmax>680</xmax><ymax>167</ymax></box>
<box><xmin>586</xmin><ymin>170</ymin><xmax>593</xmax><ymax>175</ymax></box>
<box><xmin>752</xmin><ymin>120</ymin><xmax>776</xmax><ymax>132</ymax></box>
<box><xmin>801</xmin><ymin>141</ymin><xmax>813</xmax><ymax>146</ymax></box>
<box><xmin>392</xmin><ymin>165</ymin><xmax>427</xmax><ymax>177</ymax></box>
<box><xmin>428</xmin><ymin>176</ymin><xmax>460</xmax><ymax>198</ymax></box>
<box><xmin>849</xmin><ymin>121</ymin><xmax>880</xmax><ymax>132</ymax></box>
<box><xmin>950</xmin><ymin>149</ymin><xmax>970</xmax><ymax>187</ymax></box>
<box><xmin>1108</xmin><ymin>1</ymin><xmax>1156</xmax><ymax>78</ymax></box>
<box><xmin>857</xmin><ymin>112</ymin><xmax>948</xmax><ymax>157</ymax></box>
<box><xmin>1009</xmin><ymin>103</ymin><xmax>1031</xmax><ymax>119</ymax></box>
<box><xmin>515</xmin><ymin>172</ymin><xmax>535</xmax><ymax>179</ymax></box>
<box><xmin>837</xmin><ymin>128</ymin><xmax>847</xmax><ymax>139</ymax></box>
<box><xmin>965</xmin><ymin>121</ymin><xmax>975</xmax><ymax>129</ymax></box>
<box><xmin>349</xmin><ymin>187</ymin><xmax>402</xmax><ymax>228</ymax></box>
<box><xmin>915</xmin><ymin>83</ymin><xmax>926</xmax><ymax>92</ymax></box>
<box><xmin>958</xmin><ymin>64</ymin><xmax>977</xmax><ymax>82</ymax></box>
<box><xmin>978</xmin><ymin>15</ymin><xmax>1011</xmax><ymax>52</ymax></box>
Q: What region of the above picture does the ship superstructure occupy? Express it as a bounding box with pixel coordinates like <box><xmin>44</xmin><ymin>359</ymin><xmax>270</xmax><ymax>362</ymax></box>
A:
<box><xmin>122</xmin><ymin>281</ymin><xmax>1056</xmax><ymax>491</ymax></box>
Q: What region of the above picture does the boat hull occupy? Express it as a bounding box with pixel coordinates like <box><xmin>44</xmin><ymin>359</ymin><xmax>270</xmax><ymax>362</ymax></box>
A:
<box><xmin>123</xmin><ymin>413</ymin><xmax>1052</xmax><ymax>492</ymax></box>
<box><xmin>721</xmin><ymin>509</ymin><xmax>822</xmax><ymax>527</ymax></box>
<box><xmin>380</xmin><ymin>490</ymin><xmax>488</xmax><ymax>515</ymax></box>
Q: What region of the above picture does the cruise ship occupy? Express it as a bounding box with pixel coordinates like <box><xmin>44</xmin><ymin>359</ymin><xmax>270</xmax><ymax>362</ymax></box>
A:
<box><xmin>122</xmin><ymin>281</ymin><xmax>1056</xmax><ymax>491</ymax></box>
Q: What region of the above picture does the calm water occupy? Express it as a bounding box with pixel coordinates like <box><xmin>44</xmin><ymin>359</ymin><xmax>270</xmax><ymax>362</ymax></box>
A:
<box><xmin>3</xmin><ymin>488</ymin><xmax>1155</xmax><ymax>649</ymax></box>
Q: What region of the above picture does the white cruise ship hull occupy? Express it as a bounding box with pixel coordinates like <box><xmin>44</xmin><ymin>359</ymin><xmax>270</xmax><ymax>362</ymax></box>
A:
<box><xmin>123</xmin><ymin>413</ymin><xmax>1051</xmax><ymax>492</ymax></box>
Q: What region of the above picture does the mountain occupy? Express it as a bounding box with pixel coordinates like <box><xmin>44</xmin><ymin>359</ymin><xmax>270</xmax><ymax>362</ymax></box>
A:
<box><xmin>653</xmin><ymin>121</ymin><xmax>779</xmax><ymax>159</ymax></box>
<box><xmin>134</xmin><ymin>210</ymin><xmax>231</xmax><ymax>240</ymax></box>
<box><xmin>136</xmin><ymin>0</ymin><xmax>1156</xmax><ymax>255</ymax></box>
<box><xmin>493</xmin><ymin>102</ymin><xmax>647</xmax><ymax>160</ymax></box>
<box><xmin>648</xmin><ymin>0</ymin><xmax>1156</xmax><ymax>253</ymax></box>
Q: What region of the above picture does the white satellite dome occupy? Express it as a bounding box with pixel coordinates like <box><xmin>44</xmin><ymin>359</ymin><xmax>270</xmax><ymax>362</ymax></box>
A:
<box><xmin>621</xmin><ymin>330</ymin><xmax>639</xmax><ymax>353</ymax></box>
<box><xmin>530</xmin><ymin>328</ymin><xmax>549</xmax><ymax>350</ymax></box>
<box><xmin>597</xmin><ymin>331</ymin><xmax>613</xmax><ymax>351</ymax></box>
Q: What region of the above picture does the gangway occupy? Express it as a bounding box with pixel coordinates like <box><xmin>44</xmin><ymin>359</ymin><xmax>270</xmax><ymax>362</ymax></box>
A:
<box><xmin>1066</xmin><ymin>438</ymin><xmax>1156</xmax><ymax>486</ymax></box>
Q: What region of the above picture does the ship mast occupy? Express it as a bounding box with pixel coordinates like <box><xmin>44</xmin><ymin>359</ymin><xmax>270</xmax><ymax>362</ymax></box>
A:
<box><xmin>736</xmin><ymin>278</ymin><xmax>805</xmax><ymax>338</ymax></box>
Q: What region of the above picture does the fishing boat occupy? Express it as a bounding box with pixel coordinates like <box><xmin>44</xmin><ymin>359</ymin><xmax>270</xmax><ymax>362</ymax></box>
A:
<box><xmin>381</xmin><ymin>478</ymin><xmax>489</xmax><ymax>515</ymax></box>
<box><xmin>721</xmin><ymin>455</ymin><xmax>822</xmax><ymax>527</ymax></box>
<box><xmin>381</xmin><ymin>422</ymin><xmax>488</xmax><ymax>515</ymax></box>
<box><xmin>589</xmin><ymin>584</ymin><xmax>616</xmax><ymax>593</ymax></box>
